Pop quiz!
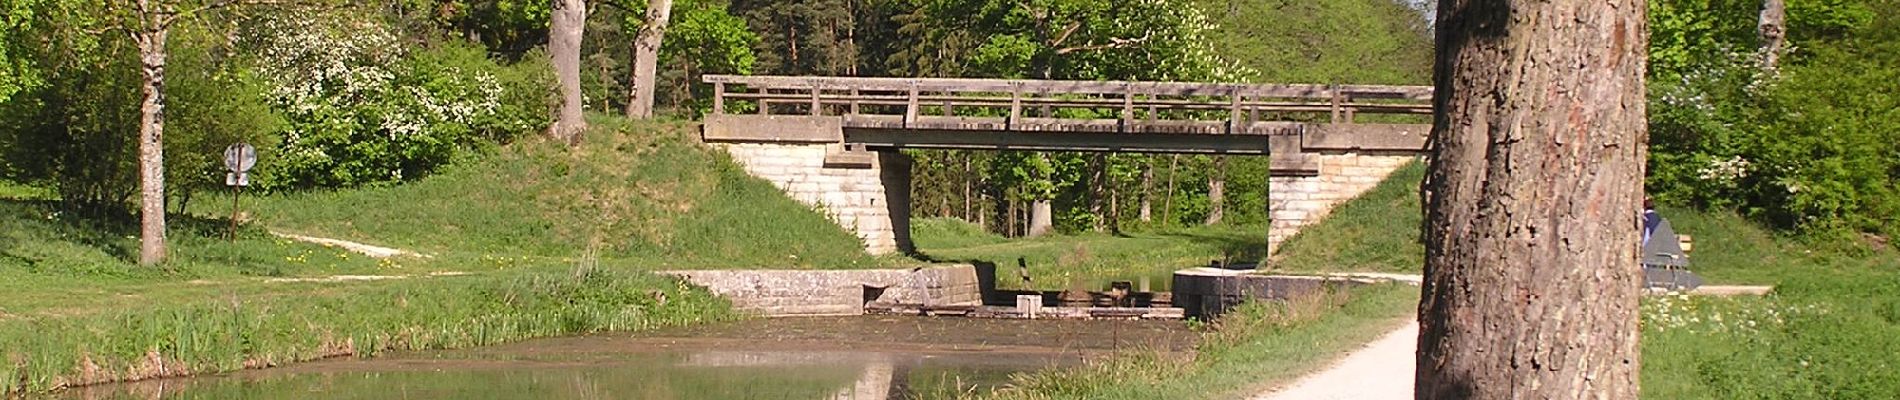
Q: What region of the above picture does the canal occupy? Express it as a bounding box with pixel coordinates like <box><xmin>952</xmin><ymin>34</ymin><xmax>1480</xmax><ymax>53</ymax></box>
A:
<box><xmin>62</xmin><ymin>316</ymin><xmax>1196</xmax><ymax>400</ymax></box>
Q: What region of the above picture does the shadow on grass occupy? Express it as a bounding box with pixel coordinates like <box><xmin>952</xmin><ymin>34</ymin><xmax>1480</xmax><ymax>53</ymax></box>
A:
<box><xmin>1</xmin><ymin>198</ymin><xmax>264</xmax><ymax>265</ymax></box>
<box><xmin>1160</xmin><ymin>229</ymin><xmax>1271</xmax><ymax>265</ymax></box>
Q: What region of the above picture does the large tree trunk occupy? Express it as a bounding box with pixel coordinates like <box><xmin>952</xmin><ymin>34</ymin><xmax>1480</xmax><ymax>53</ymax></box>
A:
<box><xmin>624</xmin><ymin>0</ymin><xmax>673</xmax><ymax>118</ymax></box>
<box><xmin>1415</xmin><ymin>0</ymin><xmax>1648</xmax><ymax>398</ymax></box>
<box><xmin>1758</xmin><ymin>0</ymin><xmax>1786</xmax><ymax>70</ymax></box>
<box><xmin>1028</xmin><ymin>200</ymin><xmax>1053</xmax><ymax>237</ymax></box>
<box><xmin>1204</xmin><ymin>156</ymin><xmax>1226</xmax><ymax>225</ymax></box>
<box><xmin>133</xmin><ymin>20</ymin><xmax>169</xmax><ymax>266</ymax></box>
<box><xmin>548</xmin><ymin>0</ymin><xmax>587</xmax><ymax>145</ymax></box>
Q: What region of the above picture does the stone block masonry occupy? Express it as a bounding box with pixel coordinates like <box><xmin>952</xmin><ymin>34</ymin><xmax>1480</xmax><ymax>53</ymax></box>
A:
<box><xmin>720</xmin><ymin>143</ymin><xmax>913</xmax><ymax>255</ymax></box>
<box><xmin>1268</xmin><ymin>151</ymin><xmax>1418</xmax><ymax>253</ymax></box>
<box><xmin>660</xmin><ymin>265</ymin><xmax>982</xmax><ymax>316</ymax></box>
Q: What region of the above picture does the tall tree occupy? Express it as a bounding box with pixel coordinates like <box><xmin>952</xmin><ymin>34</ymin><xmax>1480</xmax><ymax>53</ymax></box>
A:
<box><xmin>1415</xmin><ymin>0</ymin><xmax>1648</xmax><ymax>398</ymax></box>
<box><xmin>117</xmin><ymin>0</ymin><xmax>258</xmax><ymax>266</ymax></box>
<box><xmin>0</xmin><ymin>0</ymin><xmax>43</xmax><ymax>103</ymax></box>
<box><xmin>624</xmin><ymin>0</ymin><xmax>672</xmax><ymax>118</ymax></box>
<box><xmin>1758</xmin><ymin>0</ymin><xmax>1786</xmax><ymax>70</ymax></box>
<box><xmin>548</xmin><ymin>0</ymin><xmax>586</xmax><ymax>145</ymax></box>
<box><xmin>1204</xmin><ymin>156</ymin><xmax>1225</xmax><ymax>225</ymax></box>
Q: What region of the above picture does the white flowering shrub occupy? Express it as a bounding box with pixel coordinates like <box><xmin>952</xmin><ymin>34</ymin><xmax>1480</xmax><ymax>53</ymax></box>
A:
<box><xmin>1645</xmin><ymin>0</ymin><xmax>1897</xmax><ymax>238</ymax></box>
<box><xmin>243</xmin><ymin>13</ymin><xmax>551</xmax><ymax>189</ymax></box>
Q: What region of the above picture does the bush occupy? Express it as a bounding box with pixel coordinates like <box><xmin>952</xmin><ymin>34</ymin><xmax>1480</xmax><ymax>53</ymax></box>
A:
<box><xmin>244</xmin><ymin>12</ymin><xmax>552</xmax><ymax>190</ymax></box>
<box><xmin>0</xmin><ymin>6</ymin><xmax>277</xmax><ymax>211</ymax></box>
<box><xmin>1645</xmin><ymin>0</ymin><xmax>1898</xmax><ymax>237</ymax></box>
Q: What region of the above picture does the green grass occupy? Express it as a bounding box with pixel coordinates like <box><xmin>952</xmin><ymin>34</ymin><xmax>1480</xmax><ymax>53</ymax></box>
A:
<box><xmin>1196</xmin><ymin>158</ymin><xmax>1900</xmax><ymax>398</ymax></box>
<box><xmin>0</xmin><ymin>268</ymin><xmax>737</xmax><ymax>394</ymax></box>
<box><xmin>0</xmin><ymin>116</ymin><xmax>881</xmax><ymax>395</ymax></box>
<box><xmin>1270</xmin><ymin>161</ymin><xmax>1425</xmax><ymax>273</ymax></box>
<box><xmin>962</xmin><ymin>156</ymin><xmax>1899</xmax><ymax>399</ymax></box>
<box><xmin>914</xmin><ymin>218</ymin><xmax>1268</xmax><ymax>290</ymax></box>
<box><xmin>236</xmin><ymin>116</ymin><xmax>877</xmax><ymax>270</ymax></box>
<box><xmin>979</xmin><ymin>285</ymin><xmax>1417</xmax><ymax>400</ymax></box>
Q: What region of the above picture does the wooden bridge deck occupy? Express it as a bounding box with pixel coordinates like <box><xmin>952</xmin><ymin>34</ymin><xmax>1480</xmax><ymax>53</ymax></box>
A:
<box><xmin>699</xmin><ymin>75</ymin><xmax>1436</xmax><ymax>156</ymax></box>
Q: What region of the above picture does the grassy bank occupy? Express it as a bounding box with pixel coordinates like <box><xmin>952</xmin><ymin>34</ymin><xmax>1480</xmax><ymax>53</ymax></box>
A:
<box><xmin>1269</xmin><ymin>161</ymin><xmax>1425</xmax><ymax>273</ymax></box>
<box><xmin>0</xmin><ymin>269</ymin><xmax>736</xmax><ymax>394</ymax></box>
<box><xmin>978</xmin><ymin>285</ymin><xmax>1416</xmax><ymax>400</ymax></box>
<box><xmin>1251</xmin><ymin>160</ymin><xmax>1900</xmax><ymax>398</ymax></box>
<box><xmin>1</xmin><ymin>117</ymin><xmax>875</xmax><ymax>394</ymax></box>
<box><xmin>234</xmin><ymin>116</ymin><xmax>876</xmax><ymax>270</ymax></box>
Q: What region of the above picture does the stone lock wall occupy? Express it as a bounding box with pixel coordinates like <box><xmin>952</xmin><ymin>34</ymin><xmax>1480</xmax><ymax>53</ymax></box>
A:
<box><xmin>660</xmin><ymin>265</ymin><xmax>982</xmax><ymax>316</ymax></box>
<box><xmin>1268</xmin><ymin>151</ymin><xmax>1419</xmax><ymax>253</ymax></box>
<box><xmin>720</xmin><ymin>143</ymin><xmax>913</xmax><ymax>255</ymax></box>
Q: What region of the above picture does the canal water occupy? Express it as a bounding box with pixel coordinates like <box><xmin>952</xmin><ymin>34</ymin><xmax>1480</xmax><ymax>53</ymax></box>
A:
<box><xmin>61</xmin><ymin>316</ymin><xmax>1196</xmax><ymax>400</ymax></box>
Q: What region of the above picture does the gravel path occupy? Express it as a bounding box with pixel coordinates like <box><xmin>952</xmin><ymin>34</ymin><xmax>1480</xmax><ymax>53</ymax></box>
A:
<box><xmin>1252</xmin><ymin>320</ymin><xmax>1418</xmax><ymax>400</ymax></box>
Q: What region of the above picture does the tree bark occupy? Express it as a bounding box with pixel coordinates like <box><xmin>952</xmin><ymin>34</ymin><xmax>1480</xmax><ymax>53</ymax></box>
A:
<box><xmin>1087</xmin><ymin>153</ymin><xmax>1106</xmax><ymax>231</ymax></box>
<box><xmin>1758</xmin><ymin>0</ymin><xmax>1786</xmax><ymax>71</ymax></box>
<box><xmin>133</xmin><ymin>14</ymin><xmax>169</xmax><ymax>266</ymax></box>
<box><xmin>1139</xmin><ymin>159</ymin><xmax>1154</xmax><ymax>222</ymax></box>
<box><xmin>1004</xmin><ymin>195</ymin><xmax>1017</xmax><ymax>237</ymax></box>
<box><xmin>1162</xmin><ymin>154</ymin><xmax>1179</xmax><ymax>225</ymax></box>
<box><xmin>1028</xmin><ymin>200</ymin><xmax>1053</xmax><ymax>237</ymax></box>
<box><xmin>1204</xmin><ymin>156</ymin><xmax>1226</xmax><ymax>225</ymax></box>
<box><xmin>1415</xmin><ymin>0</ymin><xmax>1648</xmax><ymax>398</ymax></box>
<box><xmin>549</xmin><ymin>0</ymin><xmax>587</xmax><ymax>145</ymax></box>
<box><xmin>962</xmin><ymin>153</ymin><xmax>974</xmax><ymax>221</ymax></box>
<box><xmin>624</xmin><ymin>0</ymin><xmax>673</xmax><ymax>118</ymax></box>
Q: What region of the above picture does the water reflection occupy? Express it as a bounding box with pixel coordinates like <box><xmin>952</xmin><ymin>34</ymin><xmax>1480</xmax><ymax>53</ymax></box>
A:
<box><xmin>62</xmin><ymin>316</ymin><xmax>1195</xmax><ymax>400</ymax></box>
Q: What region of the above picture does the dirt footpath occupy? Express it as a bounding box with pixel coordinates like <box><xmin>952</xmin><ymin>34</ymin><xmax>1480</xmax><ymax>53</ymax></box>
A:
<box><xmin>1252</xmin><ymin>321</ymin><xmax>1418</xmax><ymax>400</ymax></box>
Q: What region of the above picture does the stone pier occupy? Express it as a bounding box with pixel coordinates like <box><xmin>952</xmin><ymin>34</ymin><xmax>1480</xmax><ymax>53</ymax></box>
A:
<box><xmin>718</xmin><ymin>141</ymin><xmax>913</xmax><ymax>255</ymax></box>
<box><xmin>1267</xmin><ymin>151</ymin><xmax>1418</xmax><ymax>253</ymax></box>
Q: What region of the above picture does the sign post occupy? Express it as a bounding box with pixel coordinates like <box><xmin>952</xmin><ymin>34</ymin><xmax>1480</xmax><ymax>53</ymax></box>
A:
<box><xmin>223</xmin><ymin>143</ymin><xmax>257</xmax><ymax>241</ymax></box>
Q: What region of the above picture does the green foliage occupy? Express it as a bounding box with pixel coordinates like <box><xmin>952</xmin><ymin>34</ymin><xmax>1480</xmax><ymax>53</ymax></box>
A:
<box><xmin>243</xmin><ymin>13</ymin><xmax>552</xmax><ymax>189</ymax></box>
<box><xmin>1193</xmin><ymin>0</ymin><xmax>1432</xmax><ymax>84</ymax></box>
<box><xmin>656</xmin><ymin>1</ymin><xmax>760</xmax><ymax>116</ymax></box>
<box><xmin>911</xmin><ymin>0</ymin><xmax>1247</xmax><ymax>81</ymax></box>
<box><xmin>0</xmin><ymin>1</ymin><xmax>274</xmax><ymax>209</ymax></box>
<box><xmin>915</xmin><ymin>220</ymin><xmax>1267</xmax><ymax>291</ymax></box>
<box><xmin>1646</xmin><ymin>0</ymin><xmax>1898</xmax><ymax>237</ymax></box>
<box><xmin>729</xmin><ymin>0</ymin><xmax>863</xmax><ymax>75</ymax></box>
<box><xmin>0</xmin><ymin>0</ymin><xmax>48</xmax><ymax>103</ymax></box>
<box><xmin>163</xmin><ymin>30</ymin><xmax>284</xmax><ymax>201</ymax></box>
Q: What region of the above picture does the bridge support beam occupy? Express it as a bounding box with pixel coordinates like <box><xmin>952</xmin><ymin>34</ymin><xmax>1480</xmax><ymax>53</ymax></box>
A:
<box><xmin>1268</xmin><ymin>151</ymin><xmax>1419</xmax><ymax>254</ymax></box>
<box><xmin>720</xmin><ymin>142</ymin><xmax>913</xmax><ymax>255</ymax></box>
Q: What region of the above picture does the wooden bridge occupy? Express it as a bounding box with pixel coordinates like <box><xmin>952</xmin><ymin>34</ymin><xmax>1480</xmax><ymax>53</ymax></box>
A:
<box><xmin>698</xmin><ymin>75</ymin><xmax>1436</xmax><ymax>255</ymax></box>
<box><xmin>701</xmin><ymin>75</ymin><xmax>1434</xmax><ymax>162</ymax></box>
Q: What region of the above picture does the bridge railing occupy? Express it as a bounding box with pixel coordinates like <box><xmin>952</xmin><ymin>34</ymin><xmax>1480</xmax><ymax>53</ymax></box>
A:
<box><xmin>703</xmin><ymin>75</ymin><xmax>1434</xmax><ymax>129</ymax></box>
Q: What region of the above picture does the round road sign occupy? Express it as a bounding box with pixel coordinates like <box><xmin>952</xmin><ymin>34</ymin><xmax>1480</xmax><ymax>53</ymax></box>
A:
<box><xmin>223</xmin><ymin>143</ymin><xmax>257</xmax><ymax>173</ymax></box>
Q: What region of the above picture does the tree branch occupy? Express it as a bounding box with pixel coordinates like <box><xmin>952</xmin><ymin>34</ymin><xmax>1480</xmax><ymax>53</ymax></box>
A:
<box><xmin>1049</xmin><ymin>21</ymin><xmax>1083</xmax><ymax>48</ymax></box>
<box><xmin>170</xmin><ymin>0</ymin><xmax>311</xmax><ymax>26</ymax></box>
<box><xmin>1053</xmin><ymin>32</ymin><xmax>1152</xmax><ymax>55</ymax></box>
